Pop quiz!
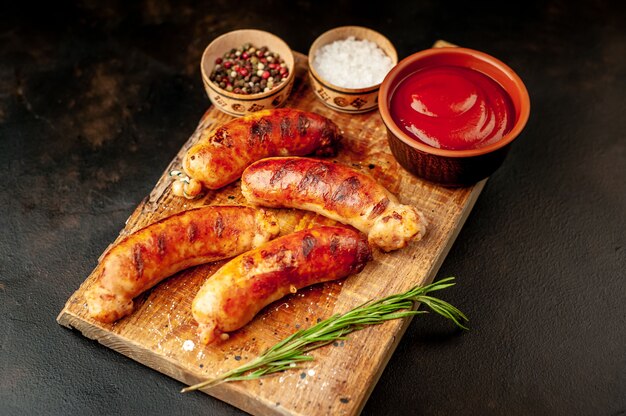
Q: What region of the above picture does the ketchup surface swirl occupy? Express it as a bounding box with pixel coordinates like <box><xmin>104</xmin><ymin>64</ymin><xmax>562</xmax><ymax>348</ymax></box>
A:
<box><xmin>390</xmin><ymin>66</ymin><xmax>515</xmax><ymax>150</ymax></box>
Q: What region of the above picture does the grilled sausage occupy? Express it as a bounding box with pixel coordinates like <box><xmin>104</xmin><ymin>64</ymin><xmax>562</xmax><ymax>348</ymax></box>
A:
<box><xmin>241</xmin><ymin>157</ymin><xmax>427</xmax><ymax>252</ymax></box>
<box><xmin>192</xmin><ymin>226</ymin><xmax>371</xmax><ymax>345</ymax></box>
<box><xmin>86</xmin><ymin>206</ymin><xmax>280</xmax><ymax>323</ymax></box>
<box><xmin>182</xmin><ymin>108</ymin><xmax>340</xmax><ymax>189</ymax></box>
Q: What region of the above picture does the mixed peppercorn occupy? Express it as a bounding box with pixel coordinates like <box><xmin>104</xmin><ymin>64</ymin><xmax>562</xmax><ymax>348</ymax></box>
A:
<box><xmin>209</xmin><ymin>43</ymin><xmax>289</xmax><ymax>95</ymax></box>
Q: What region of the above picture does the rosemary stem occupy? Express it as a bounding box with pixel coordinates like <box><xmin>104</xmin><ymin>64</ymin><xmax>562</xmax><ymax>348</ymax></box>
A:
<box><xmin>181</xmin><ymin>277</ymin><xmax>467</xmax><ymax>393</ymax></box>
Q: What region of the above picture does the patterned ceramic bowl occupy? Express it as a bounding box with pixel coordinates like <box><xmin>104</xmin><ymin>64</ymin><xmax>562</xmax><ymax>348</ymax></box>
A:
<box><xmin>308</xmin><ymin>26</ymin><xmax>397</xmax><ymax>114</ymax></box>
<box><xmin>200</xmin><ymin>29</ymin><xmax>295</xmax><ymax>117</ymax></box>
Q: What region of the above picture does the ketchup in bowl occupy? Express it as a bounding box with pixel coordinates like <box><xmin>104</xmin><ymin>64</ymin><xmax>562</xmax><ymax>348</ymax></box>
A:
<box><xmin>390</xmin><ymin>65</ymin><xmax>515</xmax><ymax>150</ymax></box>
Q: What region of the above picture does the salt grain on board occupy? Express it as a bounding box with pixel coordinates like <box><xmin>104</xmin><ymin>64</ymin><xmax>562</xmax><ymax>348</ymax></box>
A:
<box><xmin>313</xmin><ymin>36</ymin><xmax>393</xmax><ymax>89</ymax></box>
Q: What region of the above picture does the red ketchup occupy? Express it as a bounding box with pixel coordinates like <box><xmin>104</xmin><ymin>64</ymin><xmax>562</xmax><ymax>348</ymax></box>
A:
<box><xmin>390</xmin><ymin>66</ymin><xmax>515</xmax><ymax>150</ymax></box>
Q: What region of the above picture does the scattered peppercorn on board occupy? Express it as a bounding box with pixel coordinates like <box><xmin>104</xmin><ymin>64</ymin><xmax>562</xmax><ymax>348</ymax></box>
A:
<box><xmin>58</xmin><ymin>41</ymin><xmax>485</xmax><ymax>416</ymax></box>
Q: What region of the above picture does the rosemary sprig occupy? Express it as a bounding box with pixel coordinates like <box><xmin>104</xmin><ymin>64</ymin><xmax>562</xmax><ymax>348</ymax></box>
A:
<box><xmin>181</xmin><ymin>277</ymin><xmax>467</xmax><ymax>393</ymax></box>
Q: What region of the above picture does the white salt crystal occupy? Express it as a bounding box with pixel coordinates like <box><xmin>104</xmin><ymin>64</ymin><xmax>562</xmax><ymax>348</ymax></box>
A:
<box><xmin>313</xmin><ymin>36</ymin><xmax>393</xmax><ymax>89</ymax></box>
<box><xmin>182</xmin><ymin>340</ymin><xmax>195</xmax><ymax>351</ymax></box>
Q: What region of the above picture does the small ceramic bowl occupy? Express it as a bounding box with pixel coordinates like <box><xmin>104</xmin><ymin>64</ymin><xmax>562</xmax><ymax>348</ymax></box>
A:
<box><xmin>308</xmin><ymin>26</ymin><xmax>397</xmax><ymax>114</ymax></box>
<box><xmin>200</xmin><ymin>29</ymin><xmax>295</xmax><ymax>117</ymax></box>
<box><xmin>378</xmin><ymin>47</ymin><xmax>530</xmax><ymax>186</ymax></box>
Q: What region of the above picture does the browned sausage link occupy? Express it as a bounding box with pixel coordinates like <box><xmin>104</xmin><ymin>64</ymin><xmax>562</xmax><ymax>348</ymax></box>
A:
<box><xmin>85</xmin><ymin>206</ymin><xmax>280</xmax><ymax>323</ymax></box>
<box><xmin>241</xmin><ymin>157</ymin><xmax>427</xmax><ymax>252</ymax></box>
<box><xmin>192</xmin><ymin>226</ymin><xmax>372</xmax><ymax>345</ymax></box>
<box><xmin>182</xmin><ymin>108</ymin><xmax>341</xmax><ymax>189</ymax></box>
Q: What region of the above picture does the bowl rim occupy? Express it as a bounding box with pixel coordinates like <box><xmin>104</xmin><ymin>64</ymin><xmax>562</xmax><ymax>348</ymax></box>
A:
<box><xmin>200</xmin><ymin>28</ymin><xmax>296</xmax><ymax>100</ymax></box>
<box><xmin>378</xmin><ymin>47</ymin><xmax>531</xmax><ymax>158</ymax></box>
<box><xmin>308</xmin><ymin>25</ymin><xmax>398</xmax><ymax>93</ymax></box>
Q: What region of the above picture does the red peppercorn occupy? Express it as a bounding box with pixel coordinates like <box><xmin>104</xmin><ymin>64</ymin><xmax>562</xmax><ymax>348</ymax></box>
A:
<box><xmin>261</xmin><ymin>71</ymin><xmax>270</xmax><ymax>79</ymax></box>
<box><xmin>223</xmin><ymin>61</ymin><xmax>232</xmax><ymax>69</ymax></box>
<box><xmin>239</xmin><ymin>68</ymin><xmax>249</xmax><ymax>77</ymax></box>
<box><xmin>215</xmin><ymin>57</ymin><xmax>222</xmax><ymax>64</ymax></box>
<box><xmin>279</xmin><ymin>67</ymin><xmax>287</xmax><ymax>75</ymax></box>
<box><xmin>242</xmin><ymin>52</ymin><xmax>249</xmax><ymax>59</ymax></box>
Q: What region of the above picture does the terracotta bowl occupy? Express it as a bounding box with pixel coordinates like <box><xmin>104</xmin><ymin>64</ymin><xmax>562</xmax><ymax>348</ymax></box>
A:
<box><xmin>200</xmin><ymin>29</ymin><xmax>295</xmax><ymax>117</ymax></box>
<box><xmin>378</xmin><ymin>47</ymin><xmax>531</xmax><ymax>186</ymax></box>
<box><xmin>308</xmin><ymin>26</ymin><xmax>397</xmax><ymax>114</ymax></box>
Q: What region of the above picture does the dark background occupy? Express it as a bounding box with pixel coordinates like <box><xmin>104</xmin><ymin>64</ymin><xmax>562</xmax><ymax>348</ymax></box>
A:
<box><xmin>1</xmin><ymin>1</ymin><xmax>625</xmax><ymax>415</ymax></box>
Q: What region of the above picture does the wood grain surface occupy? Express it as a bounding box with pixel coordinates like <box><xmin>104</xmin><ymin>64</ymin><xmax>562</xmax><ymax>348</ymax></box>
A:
<box><xmin>58</xmin><ymin>42</ymin><xmax>484</xmax><ymax>416</ymax></box>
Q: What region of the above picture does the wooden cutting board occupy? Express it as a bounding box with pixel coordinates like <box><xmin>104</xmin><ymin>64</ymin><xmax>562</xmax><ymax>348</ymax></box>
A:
<box><xmin>58</xmin><ymin>40</ymin><xmax>484</xmax><ymax>416</ymax></box>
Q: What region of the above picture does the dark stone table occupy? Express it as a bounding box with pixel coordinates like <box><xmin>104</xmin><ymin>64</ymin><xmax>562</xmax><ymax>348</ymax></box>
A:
<box><xmin>1</xmin><ymin>1</ymin><xmax>624</xmax><ymax>415</ymax></box>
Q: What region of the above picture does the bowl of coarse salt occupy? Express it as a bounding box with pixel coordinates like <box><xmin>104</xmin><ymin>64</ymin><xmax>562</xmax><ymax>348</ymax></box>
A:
<box><xmin>308</xmin><ymin>26</ymin><xmax>397</xmax><ymax>113</ymax></box>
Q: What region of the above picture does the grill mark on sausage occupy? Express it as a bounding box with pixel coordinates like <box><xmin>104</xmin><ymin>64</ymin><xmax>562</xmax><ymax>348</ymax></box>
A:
<box><xmin>329</xmin><ymin>235</ymin><xmax>340</xmax><ymax>257</ymax></box>
<box><xmin>273</xmin><ymin>245</ymin><xmax>288</xmax><ymax>267</ymax></box>
<box><xmin>275</xmin><ymin>246</ymin><xmax>297</xmax><ymax>271</ymax></box>
<box><xmin>280</xmin><ymin>117</ymin><xmax>292</xmax><ymax>140</ymax></box>
<box><xmin>392</xmin><ymin>212</ymin><xmax>403</xmax><ymax>221</ymax></box>
<box><xmin>350</xmin><ymin>238</ymin><xmax>373</xmax><ymax>274</ymax></box>
<box><xmin>331</xmin><ymin>176</ymin><xmax>361</xmax><ymax>203</ymax></box>
<box><xmin>157</xmin><ymin>232</ymin><xmax>167</xmax><ymax>257</ymax></box>
<box><xmin>297</xmin><ymin>164</ymin><xmax>329</xmax><ymax>192</ymax></box>
<box><xmin>297</xmin><ymin>114</ymin><xmax>310</xmax><ymax>136</ymax></box>
<box><xmin>242</xmin><ymin>256</ymin><xmax>255</xmax><ymax>272</ymax></box>
<box><xmin>187</xmin><ymin>222</ymin><xmax>198</xmax><ymax>243</ymax></box>
<box><xmin>214</xmin><ymin>214</ymin><xmax>224</xmax><ymax>238</ymax></box>
<box><xmin>302</xmin><ymin>234</ymin><xmax>317</xmax><ymax>258</ymax></box>
<box><xmin>211</xmin><ymin>128</ymin><xmax>232</xmax><ymax>148</ymax></box>
<box><xmin>256</xmin><ymin>245</ymin><xmax>295</xmax><ymax>271</ymax></box>
<box><xmin>133</xmin><ymin>244</ymin><xmax>144</xmax><ymax>279</ymax></box>
<box><xmin>369</xmin><ymin>198</ymin><xmax>390</xmax><ymax>219</ymax></box>
<box><xmin>249</xmin><ymin>118</ymin><xmax>273</xmax><ymax>147</ymax></box>
<box><xmin>321</xmin><ymin>123</ymin><xmax>333</xmax><ymax>141</ymax></box>
<box><xmin>312</xmin><ymin>123</ymin><xmax>339</xmax><ymax>156</ymax></box>
<box><xmin>269</xmin><ymin>159</ymin><xmax>298</xmax><ymax>186</ymax></box>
